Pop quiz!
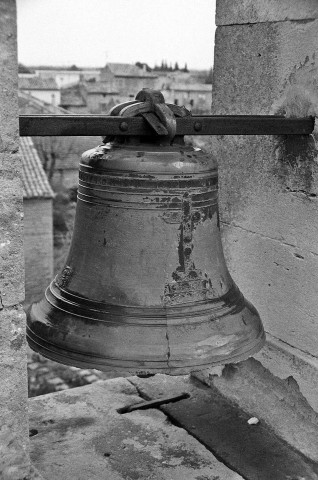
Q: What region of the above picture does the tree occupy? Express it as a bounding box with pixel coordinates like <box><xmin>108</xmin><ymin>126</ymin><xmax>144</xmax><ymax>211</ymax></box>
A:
<box><xmin>32</xmin><ymin>136</ymin><xmax>76</xmax><ymax>183</ymax></box>
<box><xmin>182</xmin><ymin>63</ymin><xmax>189</xmax><ymax>73</ymax></box>
<box><xmin>135</xmin><ymin>61</ymin><xmax>152</xmax><ymax>72</ymax></box>
<box><xmin>205</xmin><ymin>67</ymin><xmax>213</xmax><ymax>84</ymax></box>
<box><xmin>174</xmin><ymin>62</ymin><xmax>179</xmax><ymax>71</ymax></box>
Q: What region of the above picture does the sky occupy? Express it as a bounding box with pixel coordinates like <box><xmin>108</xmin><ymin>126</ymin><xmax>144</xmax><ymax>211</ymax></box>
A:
<box><xmin>16</xmin><ymin>0</ymin><xmax>216</xmax><ymax>70</ymax></box>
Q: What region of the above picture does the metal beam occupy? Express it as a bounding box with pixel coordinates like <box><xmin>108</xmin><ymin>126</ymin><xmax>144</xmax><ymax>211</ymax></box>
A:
<box><xmin>19</xmin><ymin>114</ymin><xmax>314</xmax><ymax>137</ymax></box>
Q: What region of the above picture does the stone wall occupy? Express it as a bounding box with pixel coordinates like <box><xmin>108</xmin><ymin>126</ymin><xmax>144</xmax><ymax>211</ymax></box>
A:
<box><xmin>194</xmin><ymin>0</ymin><xmax>318</xmax><ymax>461</ymax></box>
<box><xmin>213</xmin><ymin>0</ymin><xmax>318</xmax><ymax>360</ymax></box>
<box><xmin>0</xmin><ymin>0</ymin><xmax>30</xmax><ymax>478</ymax></box>
<box><xmin>24</xmin><ymin>198</ymin><xmax>53</xmax><ymax>306</ymax></box>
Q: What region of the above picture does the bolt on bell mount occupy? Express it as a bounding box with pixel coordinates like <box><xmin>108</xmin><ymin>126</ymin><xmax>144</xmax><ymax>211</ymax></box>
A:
<box><xmin>26</xmin><ymin>89</ymin><xmax>265</xmax><ymax>376</ymax></box>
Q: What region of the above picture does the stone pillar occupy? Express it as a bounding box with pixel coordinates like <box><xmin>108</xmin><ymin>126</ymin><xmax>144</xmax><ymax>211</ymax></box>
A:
<box><xmin>194</xmin><ymin>0</ymin><xmax>318</xmax><ymax>461</ymax></box>
<box><xmin>212</xmin><ymin>1</ymin><xmax>318</xmax><ymax>365</ymax></box>
<box><xmin>0</xmin><ymin>1</ymin><xmax>30</xmax><ymax>478</ymax></box>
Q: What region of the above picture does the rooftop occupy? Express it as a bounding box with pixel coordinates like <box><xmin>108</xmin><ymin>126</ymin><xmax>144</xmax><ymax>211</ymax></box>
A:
<box><xmin>106</xmin><ymin>62</ymin><xmax>158</xmax><ymax>78</ymax></box>
<box><xmin>85</xmin><ymin>81</ymin><xmax>119</xmax><ymax>94</ymax></box>
<box><xmin>60</xmin><ymin>81</ymin><xmax>119</xmax><ymax>109</ymax></box>
<box><xmin>60</xmin><ymin>83</ymin><xmax>87</xmax><ymax>108</ymax></box>
<box><xmin>18</xmin><ymin>91</ymin><xmax>70</xmax><ymax>115</ymax></box>
<box><xmin>19</xmin><ymin>76</ymin><xmax>59</xmax><ymax>91</ymax></box>
<box><xmin>20</xmin><ymin>137</ymin><xmax>54</xmax><ymax>199</ymax></box>
<box><xmin>33</xmin><ymin>66</ymin><xmax>101</xmax><ymax>72</ymax></box>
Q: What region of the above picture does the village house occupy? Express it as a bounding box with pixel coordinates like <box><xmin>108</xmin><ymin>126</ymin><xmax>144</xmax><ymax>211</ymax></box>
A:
<box><xmin>163</xmin><ymin>82</ymin><xmax>212</xmax><ymax>113</ymax></box>
<box><xmin>18</xmin><ymin>90</ymin><xmax>68</xmax><ymax>115</ymax></box>
<box><xmin>58</xmin><ymin>82</ymin><xmax>88</xmax><ymax>113</ymax></box>
<box><xmin>154</xmin><ymin>69</ymin><xmax>192</xmax><ymax>90</ymax></box>
<box><xmin>60</xmin><ymin>80</ymin><xmax>120</xmax><ymax>114</ymax></box>
<box><xmin>100</xmin><ymin>62</ymin><xmax>158</xmax><ymax>97</ymax></box>
<box><xmin>60</xmin><ymin>62</ymin><xmax>160</xmax><ymax>114</ymax></box>
<box><xmin>34</xmin><ymin>67</ymin><xmax>101</xmax><ymax>88</ymax></box>
<box><xmin>19</xmin><ymin>76</ymin><xmax>60</xmax><ymax>106</ymax></box>
<box><xmin>20</xmin><ymin>136</ymin><xmax>54</xmax><ymax>307</ymax></box>
<box><xmin>83</xmin><ymin>80</ymin><xmax>120</xmax><ymax>113</ymax></box>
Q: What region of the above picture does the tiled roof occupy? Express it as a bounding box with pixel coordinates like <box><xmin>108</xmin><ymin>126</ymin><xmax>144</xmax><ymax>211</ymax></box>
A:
<box><xmin>106</xmin><ymin>63</ymin><xmax>157</xmax><ymax>78</ymax></box>
<box><xmin>60</xmin><ymin>81</ymin><xmax>118</xmax><ymax>107</ymax></box>
<box><xmin>20</xmin><ymin>137</ymin><xmax>54</xmax><ymax>199</ymax></box>
<box><xmin>85</xmin><ymin>81</ymin><xmax>119</xmax><ymax>94</ymax></box>
<box><xmin>19</xmin><ymin>91</ymin><xmax>70</xmax><ymax>114</ymax></box>
<box><xmin>19</xmin><ymin>76</ymin><xmax>59</xmax><ymax>91</ymax></box>
<box><xmin>60</xmin><ymin>84</ymin><xmax>87</xmax><ymax>107</ymax></box>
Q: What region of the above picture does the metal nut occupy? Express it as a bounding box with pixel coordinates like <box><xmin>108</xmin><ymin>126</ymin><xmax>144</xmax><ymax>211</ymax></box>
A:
<box><xmin>119</xmin><ymin>121</ymin><xmax>129</xmax><ymax>132</ymax></box>
<box><xmin>193</xmin><ymin>121</ymin><xmax>202</xmax><ymax>132</ymax></box>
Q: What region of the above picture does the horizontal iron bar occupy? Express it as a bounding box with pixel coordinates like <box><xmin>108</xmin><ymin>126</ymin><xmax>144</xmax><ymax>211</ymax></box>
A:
<box><xmin>19</xmin><ymin>115</ymin><xmax>314</xmax><ymax>137</ymax></box>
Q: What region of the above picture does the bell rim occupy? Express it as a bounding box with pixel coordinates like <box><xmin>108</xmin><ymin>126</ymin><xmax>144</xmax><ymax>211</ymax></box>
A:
<box><xmin>26</xmin><ymin>326</ymin><xmax>266</xmax><ymax>376</ymax></box>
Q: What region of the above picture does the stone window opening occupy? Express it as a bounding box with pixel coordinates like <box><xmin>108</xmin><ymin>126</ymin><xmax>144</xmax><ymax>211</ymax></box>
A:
<box><xmin>2</xmin><ymin>1</ymin><xmax>318</xmax><ymax>478</ymax></box>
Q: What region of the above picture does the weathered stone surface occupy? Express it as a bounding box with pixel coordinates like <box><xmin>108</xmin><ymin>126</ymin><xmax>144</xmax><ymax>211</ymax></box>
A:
<box><xmin>29</xmin><ymin>377</ymin><xmax>242</xmax><ymax>480</ymax></box>
<box><xmin>255</xmin><ymin>334</ymin><xmax>318</xmax><ymax>412</ymax></box>
<box><xmin>0</xmin><ymin>307</ymin><xmax>29</xmax><ymax>478</ymax></box>
<box><xmin>26</xmin><ymin>465</ymin><xmax>45</xmax><ymax>479</ymax></box>
<box><xmin>0</xmin><ymin>178</ymin><xmax>25</xmax><ymax>306</ymax></box>
<box><xmin>213</xmin><ymin>21</ymin><xmax>318</xmax><ymax>116</ymax></box>
<box><xmin>131</xmin><ymin>374</ymin><xmax>318</xmax><ymax>479</ymax></box>
<box><xmin>0</xmin><ymin>1</ymin><xmax>30</xmax><ymax>478</ymax></box>
<box><xmin>195</xmin><ymin>351</ymin><xmax>318</xmax><ymax>464</ymax></box>
<box><xmin>0</xmin><ymin>0</ymin><xmax>24</xmax><ymax>307</ymax></box>
<box><xmin>212</xmin><ymin>19</ymin><xmax>318</xmax><ymax>359</ymax></box>
<box><xmin>222</xmin><ymin>223</ymin><xmax>318</xmax><ymax>355</ymax></box>
<box><xmin>216</xmin><ymin>0</ymin><xmax>318</xmax><ymax>26</ymax></box>
<box><xmin>209</xmin><ymin>14</ymin><xmax>318</xmax><ymax>463</ymax></box>
<box><xmin>24</xmin><ymin>198</ymin><xmax>53</xmax><ymax>306</ymax></box>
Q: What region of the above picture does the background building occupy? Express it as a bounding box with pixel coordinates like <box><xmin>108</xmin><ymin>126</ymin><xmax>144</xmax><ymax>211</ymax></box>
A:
<box><xmin>20</xmin><ymin>136</ymin><xmax>54</xmax><ymax>306</ymax></box>
<box><xmin>34</xmin><ymin>67</ymin><xmax>100</xmax><ymax>88</ymax></box>
<box><xmin>19</xmin><ymin>76</ymin><xmax>60</xmax><ymax>106</ymax></box>
<box><xmin>60</xmin><ymin>80</ymin><xmax>119</xmax><ymax>113</ymax></box>
<box><xmin>100</xmin><ymin>62</ymin><xmax>158</xmax><ymax>97</ymax></box>
<box><xmin>163</xmin><ymin>83</ymin><xmax>212</xmax><ymax>113</ymax></box>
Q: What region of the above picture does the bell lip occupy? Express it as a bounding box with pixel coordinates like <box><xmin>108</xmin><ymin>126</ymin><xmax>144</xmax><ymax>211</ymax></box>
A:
<box><xmin>26</xmin><ymin>327</ymin><xmax>266</xmax><ymax>376</ymax></box>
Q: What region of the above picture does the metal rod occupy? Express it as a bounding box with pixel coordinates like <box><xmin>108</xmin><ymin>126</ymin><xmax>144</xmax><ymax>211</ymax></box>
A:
<box><xmin>117</xmin><ymin>392</ymin><xmax>190</xmax><ymax>414</ymax></box>
<box><xmin>19</xmin><ymin>114</ymin><xmax>314</xmax><ymax>137</ymax></box>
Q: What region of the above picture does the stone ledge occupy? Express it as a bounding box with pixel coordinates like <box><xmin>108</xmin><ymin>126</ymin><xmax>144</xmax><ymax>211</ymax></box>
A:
<box><xmin>131</xmin><ymin>374</ymin><xmax>318</xmax><ymax>479</ymax></box>
<box><xmin>255</xmin><ymin>333</ymin><xmax>318</xmax><ymax>411</ymax></box>
<box><xmin>193</xmin><ymin>334</ymin><xmax>318</xmax><ymax>463</ymax></box>
<box><xmin>28</xmin><ymin>371</ymin><xmax>318</xmax><ymax>479</ymax></box>
<box><xmin>216</xmin><ymin>0</ymin><xmax>318</xmax><ymax>26</ymax></box>
<box><xmin>29</xmin><ymin>377</ymin><xmax>243</xmax><ymax>480</ymax></box>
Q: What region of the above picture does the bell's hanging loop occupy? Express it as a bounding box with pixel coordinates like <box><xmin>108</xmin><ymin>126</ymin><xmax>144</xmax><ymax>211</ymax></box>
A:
<box><xmin>26</xmin><ymin>89</ymin><xmax>265</xmax><ymax>376</ymax></box>
<box><xmin>135</xmin><ymin>88</ymin><xmax>177</xmax><ymax>139</ymax></box>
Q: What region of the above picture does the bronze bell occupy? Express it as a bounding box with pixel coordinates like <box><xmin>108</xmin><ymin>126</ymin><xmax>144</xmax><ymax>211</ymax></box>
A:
<box><xmin>27</xmin><ymin>89</ymin><xmax>265</xmax><ymax>375</ymax></box>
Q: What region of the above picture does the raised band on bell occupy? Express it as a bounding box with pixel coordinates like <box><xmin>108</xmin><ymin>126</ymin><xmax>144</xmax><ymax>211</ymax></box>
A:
<box><xmin>26</xmin><ymin>89</ymin><xmax>265</xmax><ymax>375</ymax></box>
